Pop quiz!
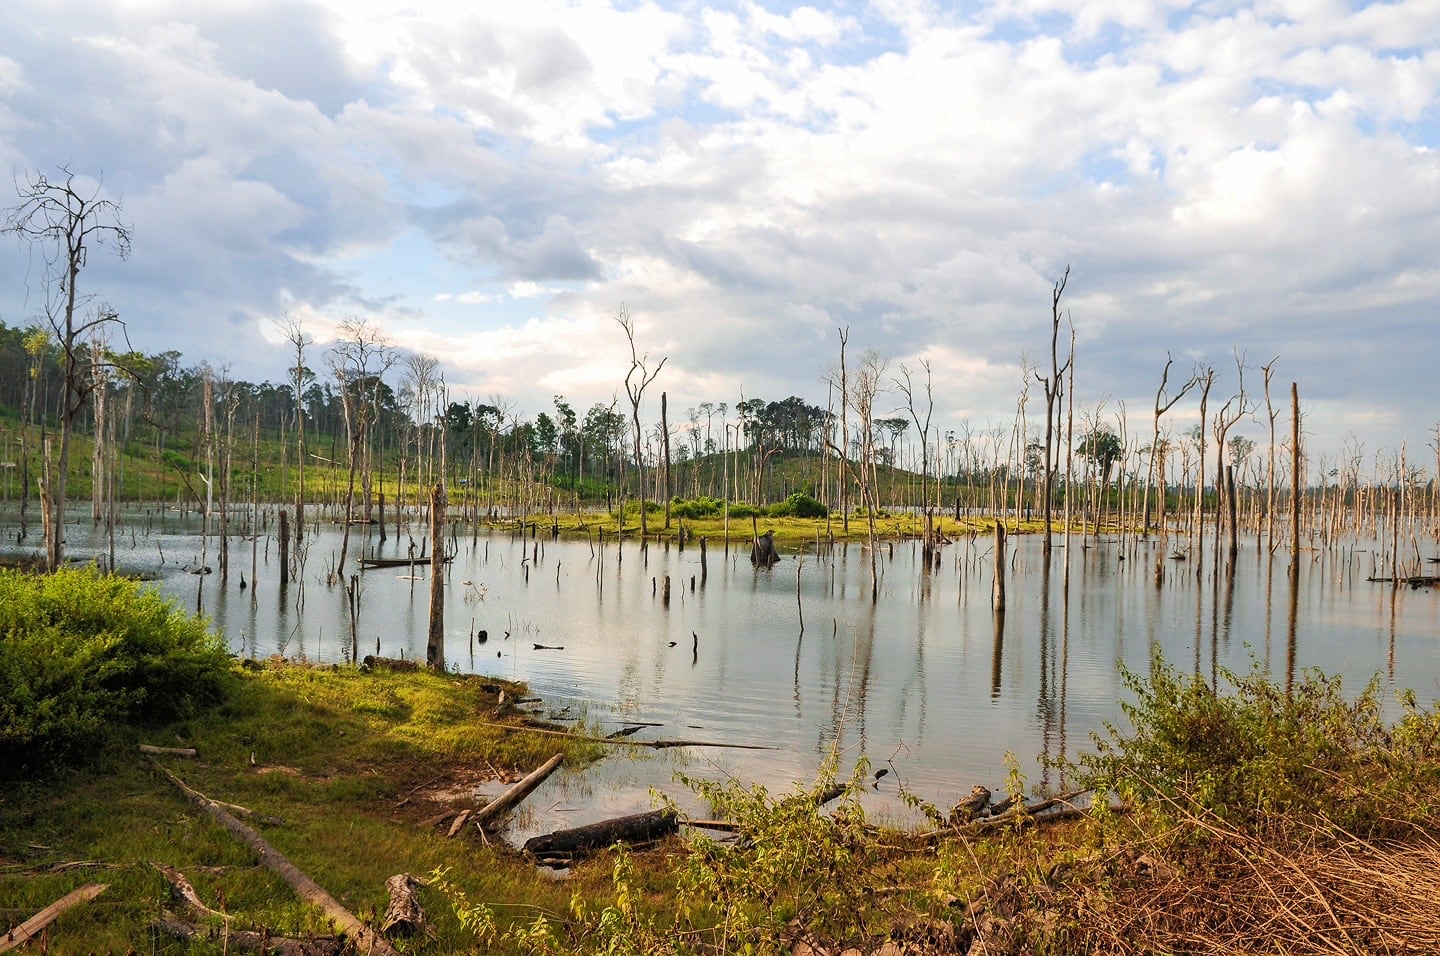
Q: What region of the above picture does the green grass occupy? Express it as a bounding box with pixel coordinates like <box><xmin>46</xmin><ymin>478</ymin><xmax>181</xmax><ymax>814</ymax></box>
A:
<box><xmin>0</xmin><ymin>661</ymin><xmax>611</xmax><ymax>953</ymax></box>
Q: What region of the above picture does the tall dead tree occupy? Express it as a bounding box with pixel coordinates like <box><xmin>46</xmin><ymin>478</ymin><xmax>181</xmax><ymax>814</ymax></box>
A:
<box><xmin>279</xmin><ymin>315</ymin><xmax>312</xmax><ymax>549</ymax></box>
<box><xmin>328</xmin><ymin>318</ymin><xmax>395</xmax><ymax>576</ymax></box>
<box><xmin>2</xmin><ymin>167</ymin><xmax>130</xmax><ymax>570</ymax></box>
<box><xmin>1034</xmin><ymin>267</ymin><xmax>1072</xmax><ymax>557</ymax></box>
<box><xmin>1261</xmin><ymin>357</ymin><xmax>1280</xmax><ymax>549</ymax></box>
<box><xmin>895</xmin><ymin>359</ymin><xmax>935</xmax><ymax>554</ymax></box>
<box><xmin>661</xmin><ymin>391</ymin><xmax>672</xmax><ymax>529</ymax></box>
<box><xmin>617</xmin><ymin>307</ymin><xmax>666</xmax><ymax>537</ymax></box>
<box><xmin>1211</xmin><ymin>351</ymin><xmax>1250</xmax><ymax>563</ymax></box>
<box><xmin>1145</xmin><ymin>354</ymin><xmax>1198</xmax><ymax>542</ymax></box>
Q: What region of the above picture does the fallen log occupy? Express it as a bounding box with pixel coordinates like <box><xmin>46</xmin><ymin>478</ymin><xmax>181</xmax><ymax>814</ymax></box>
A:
<box><xmin>150</xmin><ymin>761</ymin><xmax>401</xmax><ymax>956</ymax></box>
<box><xmin>687</xmin><ymin>784</ymin><xmax>846</xmax><ymax>835</ymax></box>
<box><xmin>155</xmin><ymin>917</ymin><xmax>344</xmax><ymax>955</ymax></box>
<box><xmin>472</xmin><ymin>753</ymin><xmax>564</xmax><ymax>830</ymax></box>
<box><xmin>140</xmin><ymin>744</ymin><xmax>199</xmax><ymax>758</ymax></box>
<box><xmin>361</xmin><ymin>655</ymin><xmax>418</xmax><ymax>672</ymax></box>
<box><xmin>523</xmin><ymin>808</ymin><xmax>678</xmax><ymax>864</ymax></box>
<box><xmin>0</xmin><ymin>883</ymin><xmax>108</xmax><ymax>953</ymax></box>
<box><xmin>445</xmin><ymin>809</ymin><xmax>472</xmax><ymax>838</ymax></box>
<box><xmin>358</xmin><ymin>555</ymin><xmax>451</xmax><ymax>570</ymax></box>
<box><xmin>474</xmin><ymin>718</ymin><xmax>777</xmax><ymax>751</ymax></box>
<box><xmin>380</xmin><ymin>873</ymin><xmax>428</xmax><ymax>939</ymax></box>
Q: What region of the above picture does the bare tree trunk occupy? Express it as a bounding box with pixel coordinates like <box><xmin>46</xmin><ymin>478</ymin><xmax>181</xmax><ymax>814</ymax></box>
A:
<box><xmin>427</xmin><ymin>480</ymin><xmax>446</xmax><ymax>670</ymax></box>
<box><xmin>661</xmin><ymin>391</ymin><xmax>672</xmax><ymax>530</ymax></box>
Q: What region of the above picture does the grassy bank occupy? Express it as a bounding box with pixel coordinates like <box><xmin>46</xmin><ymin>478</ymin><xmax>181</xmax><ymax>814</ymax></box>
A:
<box><xmin>1</xmin><ymin>659</ymin><xmax>608</xmax><ymax>953</ymax></box>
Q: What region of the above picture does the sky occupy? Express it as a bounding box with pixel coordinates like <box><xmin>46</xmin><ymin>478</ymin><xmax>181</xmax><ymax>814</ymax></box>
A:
<box><xmin>1</xmin><ymin>0</ymin><xmax>1438</xmax><ymax>473</ymax></box>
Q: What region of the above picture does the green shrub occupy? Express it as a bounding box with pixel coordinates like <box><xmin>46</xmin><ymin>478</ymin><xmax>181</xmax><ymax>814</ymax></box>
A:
<box><xmin>769</xmin><ymin>492</ymin><xmax>828</xmax><ymax>519</ymax></box>
<box><xmin>0</xmin><ymin>567</ymin><xmax>233</xmax><ymax>769</ymax></box>
<box><xmin>1068</xmin><ymin>652</ymin><xmax>1397</xmax><ymax>830</ymax></box>
<box><xmin>671</xmin><ymin>496</ymin><xmax>726</xmax><ymax>520</ymax></box>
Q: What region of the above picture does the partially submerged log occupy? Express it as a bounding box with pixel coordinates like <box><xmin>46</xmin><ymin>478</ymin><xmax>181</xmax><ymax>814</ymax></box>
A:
<box><xmin>150</xmin><ymin>761</ymin><xmax>401</xmax><ymax>956</ymax></box>
<box><xmin>473</xmin><ymin>718</ymin><xmax>778</xmax><ymax>751</ymax></box>
<box><xmin>471</xmin><ymin>753</ymin><xmax>564</xmax><ymax>830</ymax></box>
<box><xmin>0</xmin><ymin>883</ymin><xmax>108</xmax><ymax>953</ymax></box>
<box><xmin>524</xmin><ymin>808</ymin><xmax>678</xmax><ymax>865</ymax></box>
<box><xmin>750</xmin><ymin>530</ymin><xmax>781</xmax><ymax>568</ymax></box>
<box><xmin>380</xmin><ymin>873</ymin><xmax>428</xmax><ymax>939</ymax></box>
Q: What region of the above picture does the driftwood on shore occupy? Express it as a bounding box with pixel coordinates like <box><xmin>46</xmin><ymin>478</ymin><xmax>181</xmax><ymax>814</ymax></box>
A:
<box><xmin>361</xmin><ymin>654</ymin><xmax>418</xmax><ymax>672</ymax></box>
<box><xmin>472</xmin><ymin>753</ymin><xmax>564</xmax><ymax>829</ymax></box>
<box><xmin>524</xmin><ymin>808</ymin><xmax>678</xmax><ymax>865</ymax></box>
<box><xmin>155</xmin><ymin>918</ymin><xmax>345</xmax><ymax>955</ymax></box>
<box><xmin>0</xmin><ymin>883</ymin><xmax>108</xmax><ymax>954</ymax></box>
<box><xmin>140</xmin><ymin>743</ymin><xmax>198</xmax><ymax>758</ymax></box>
<box><xmin>150</xmin><ymin>761</ymin><xmax>401</xmax><ymax>956</ymax></box>
<box><xmin>379</xmin><ymin>873</ymin><xmax>428</xmax><ymax>939</ymax></box>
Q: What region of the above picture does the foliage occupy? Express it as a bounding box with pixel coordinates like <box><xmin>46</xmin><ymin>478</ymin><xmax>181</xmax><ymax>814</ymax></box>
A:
<box><xmin>768</xmin><ymin>492</ymin><xmax>829</xmax><ymax>518</ymax></box>
<box><xmin>0</xmin><ymin>566</ymin><xmax>233</xmax><ymax>768</ymax></box>
<box><xmin>1066</xmin><ymin>651</ymin><xmax>1430</xmax><ymax>833</ymax></box>
<box><xmin>669</xmin><ymin>492</ymin><xmax>827</xmax><ymax>521</ymax></box>
<box><xmin>440</xmin><ymin>762</ymin><xmax>937</xmax><ymax>954</ymax></box>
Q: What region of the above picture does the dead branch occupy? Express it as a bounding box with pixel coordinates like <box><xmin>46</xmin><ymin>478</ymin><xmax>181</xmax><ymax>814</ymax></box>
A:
<box><xmin>472</xmin><ymin>753</ymin><xmax>564</xmax><ymax>829</ymax></box>
<box><xmin>149</xmin><ymin>760</ymin><xmax>400</xmax><ymax>956</ymax></box>
<box><xmin>0</xmin><ymin>883</ymin><xmax>108</xmax><ymax>953</ymax></box>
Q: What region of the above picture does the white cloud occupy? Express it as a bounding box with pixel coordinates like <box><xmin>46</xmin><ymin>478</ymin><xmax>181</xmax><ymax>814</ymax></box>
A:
<box><xmin>0</xmin><ymin>0</ymin><xmax>1437</xmax><ymax>462</ymax></box>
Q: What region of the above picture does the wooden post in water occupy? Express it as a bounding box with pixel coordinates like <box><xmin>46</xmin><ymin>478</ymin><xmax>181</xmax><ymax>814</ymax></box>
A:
<box><xmin>992</xmin><ymin>521</ymin><xmax>1007</xmax><ymax>611</ymax></box>
<box><xmin>427</xmin><ymin>481</ymin><xmax>445</xmax><ymax>670</ymax></box>
<box><xmin>278</xmin><ymin>509</ymin><xmax>290</xmax><ymax>587</ymax></box>
<box><xmin>700</xmin><ymin>536</ymin><xmax>708</xmax><ymax>586</ymax></box>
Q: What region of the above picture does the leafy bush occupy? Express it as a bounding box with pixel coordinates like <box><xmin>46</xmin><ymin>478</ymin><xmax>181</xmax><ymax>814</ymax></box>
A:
<box><xmin>0</xmin><ymin>567</ymin><xmax>233</xmax><ymax>768</ymax></box>
<box><xmin>670</xmin><ymin>496</ymin><xmax>726</xmax><ymax>520</ymax></box>
<box><xmin>1068</xmin><ymin>652</ymin><xmax>1402</xmax><ymax>830</ymax></box>
<box><xmin>670</xmin><ymin>494</ymin><xmax>828</xmax><ymax>520</ymax></box>
<box><xmin>769</xmin><ymin>492</ymin><xmax>828</xmax><ymax>518</ymax></box>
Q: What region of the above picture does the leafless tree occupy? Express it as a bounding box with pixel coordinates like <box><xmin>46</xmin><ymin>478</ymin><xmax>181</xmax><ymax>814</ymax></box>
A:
<box><xmin>278</xmin><ymin>314</ymin><xmax>313</xmax><ymax>548</ymax></box>
<box><xmin>2</xmin><ymin>167</ymin><xmax>131</xmax><ymax>570</ymax></box>
<box><xmin>328</xmin><ymin>317</ymin><xmax>396</xmax><ymax>576</ymax></box>
<box><xmin>616</xmin><ymin>306</ymin><xmax>667</xmax><ymax>537</ymax></box>
<box><xmin>1033</xmin><ymin>266</ymin><xmax>1072</xmax><ymax>556</ymax></box>
<box><xmin>895</xmin><ymin>359</ymin><xmax>935</xmax><ymax>552</ymax></box>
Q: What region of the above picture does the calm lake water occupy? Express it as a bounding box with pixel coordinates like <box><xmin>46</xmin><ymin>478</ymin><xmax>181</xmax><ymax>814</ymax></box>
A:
<box><xmin>7</xmin><ymin>505</ymin><xmax>1440</xmax><ymax>834</ymax></box>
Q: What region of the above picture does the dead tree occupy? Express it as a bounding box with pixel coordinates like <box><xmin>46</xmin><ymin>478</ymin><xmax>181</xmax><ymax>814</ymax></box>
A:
<box><xmin>1033</xmin><ymin>266</ymin><xmax>1072</xmax><ymax>557</ymax></box>
<box><xmin>1145</xmin><ymin>354</ymin><xmax>1199</xmax><ymax>544</ymax></box>
<box><xmin>617</xmin><ymin>306</ymin><xmax>666</xmax><ymax>537</ymax></box>
<box><xmin>895</xmin><ymin>360</ymin><xmax>936</xmax><ymax>555</ymax></box>
<box><xmin>279</xmin><ymin>315</ymin><xmax>312</xmax><ymax>550</ymax></box>
<box><xmin>1261</xmin><ymin>357</ymin><xmax>1280</xmax><ymax>550</ymax></box>
<box><xmin>2</xmin><ymin>167</ymin><xmax>131</xmax><ymax>570</ymax></box>
<box><xmin>427</xmin><ymin>480</ymin><xmax>445</xmax><ymax>670</ymax></box>
<box><xmin>1211</xmin><ymin>351</ymin><xmax>1251</xmax><ymax>563</ymax></box>
<box><xmin>328</xmin><ymin>317</ymin><xmax>395</xmax><ymax>576</ymax></box>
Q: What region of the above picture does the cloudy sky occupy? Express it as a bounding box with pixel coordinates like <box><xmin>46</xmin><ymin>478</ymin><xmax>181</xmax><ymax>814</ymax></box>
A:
<box><xmin>1</xmin><ymin>0</ymin><xmax>1437</xmax><ymax>469</ymax></box>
